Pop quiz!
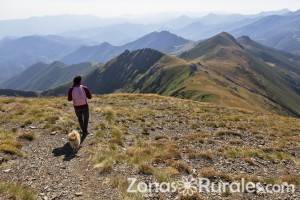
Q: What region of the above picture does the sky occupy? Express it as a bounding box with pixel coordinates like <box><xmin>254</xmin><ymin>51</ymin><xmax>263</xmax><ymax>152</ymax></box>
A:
<box><xmin>0</xmin><ymin>0</ymin><xmax>300</xmax><ymax>20</ymax></box>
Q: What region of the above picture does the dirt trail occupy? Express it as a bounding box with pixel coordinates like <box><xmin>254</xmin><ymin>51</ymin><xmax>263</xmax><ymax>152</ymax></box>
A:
<box><xmin>1</xmin><ymin>127</ymin><xmax>114</xmax><ymax>200</ymax></box>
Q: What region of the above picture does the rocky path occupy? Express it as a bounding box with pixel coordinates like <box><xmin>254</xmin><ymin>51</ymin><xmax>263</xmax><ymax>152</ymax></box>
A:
<box><xmin>0</xmin><ymin>127</ymin><xmax>115</xmax><ymax>200</ymax></box>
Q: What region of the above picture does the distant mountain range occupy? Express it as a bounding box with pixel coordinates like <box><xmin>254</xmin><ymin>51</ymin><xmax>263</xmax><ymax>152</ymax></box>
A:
<box><xmin>231</xmin><ymin>11</ymin><xmax>300</xmax><ymax>55</ymax></box>
<box><xmin>62</xmin><ymin>23</ymin><xmax>157</xmax><ymax>45</ymax></box>
<box><xmin>0</xmin><ymin>35</ymin><xmax>85</xmax><ymax>81</ymax></box>
<box><xmin>173</xmin><ymin>9</ymin><xmax>292</xmax><ymax>40</ymax></box>
<box><xmin>175</xmin><ymin>14</ymin><xmax>256</xmax><ymax>40</ymax></box>
<box><xmin>1</xmin><ymin>62</ymin><xmax>98</xmax><ymax>91</ymax></box>
<box><xmin>0</xmin><ymin>15</ymin><xmax>123</xmax><ymax>39</ymax></box>
<box><xmin>0</xmin><ymin>9</ymin><xmax>296</xmax><ymax>46</ymax></box>
<box><xmin>1</xmin><ymin>9</ymin><xmax>300</xmax><ymax>83</ymax></box>
<box><xmin>0</xmin><ymin>31</ymin><xmax>192</xmax><ymax>82</ymax></box>
<box><xmin>42</xmin><ymin>32</ymin><xmax>300</xmax><ymax>116</ymax></box>
<box><xmin>62</xmin><ymin>8</ymin><xmax>300</xmax><ymax>57</ymax></box>
<box><xmin>62</xmin><ymin>31</ymin><xmax>192</xmax><ymax>64</ymax></box>
<box><xmin>166</xmin><ymin>9</ymin><xmax>300</xmax><ymax>56</ymax></box>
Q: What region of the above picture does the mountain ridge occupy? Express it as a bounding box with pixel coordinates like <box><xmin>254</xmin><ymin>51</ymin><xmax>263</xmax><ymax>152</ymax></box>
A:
<box><xmin>61</xmin><ymin>31</ymin><xmax>192</xmax><ymax>64</ymax></box>
<box><xmin>180</xmin><ymin>32</ymin><xmax>243</xmax><ymax>60</ymax></box>
<box><xmin>3</xmin><ymin>32</ymin><xmax>300</xmax><ymax>116</ymax></box>
<box><xmin>180</xmin><ymin>32</ymin><xmax>300</xmax><ymax>116</ymax></box>
<box><xmin>44</xmin><ymin>34</ymin><xmax>300</xmax><ymax>116</ymax></box>
<box><xmin>45</xmin><ymin>48</ymin><xmax>196</xmax><ymax>96</ymax></box>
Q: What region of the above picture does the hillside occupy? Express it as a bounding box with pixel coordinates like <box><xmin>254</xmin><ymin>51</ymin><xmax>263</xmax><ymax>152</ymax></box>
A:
<box><xmin>61</xmin><ymin>31</ymin><xmax>192</xmax><ymax>64</ymax></box>
<box><xmin>45</xmin><ymin>48</ymin><xmax>197</xmax><ymax>96</ymax></box>
<box><xmin>1</xmin><ymin>61</ymin><xmax>98</xmax><ymax>91</ymax></box>
<box><xmin>237</xmin><ymin>36</ymin><xmax>300</xmax><ymax>74</ymax></box>
<box><xmin>180</xmin><ymin>32</ymin><xmax>300</xmax><ymax>116</ymax></box>
<box><xmin>0</xmin><ymin>35</ymin><xmax>83</xmax><ymax>81</ymax></box>
<box><xmin>0</xmin><ymin>94</ymin><xmax>299</xmax><ymax>200</ymax></box>
<box><xmin>180</xmin><ymin>32</ymin><xmax>244</xmax><ymax>60</ymax></box>
<box><xmin>83</xmin><ymin>48</ymin><xmax>195</xmax><ymax>95</ymax></box>
<box><xmin>46</xmin><ymin>33</ymin><xmax>300</xmax><ymax>117</ymax></box>
<box><xmin>237</xmin><ymin>36</ymin><xmax>300</xmax><ymax>94</ymax></box>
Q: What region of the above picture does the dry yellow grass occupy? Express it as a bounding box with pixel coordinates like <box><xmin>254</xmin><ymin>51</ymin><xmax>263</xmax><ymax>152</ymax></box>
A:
<box><xmin>0</xmin><ymin>129</ymin><xmax>23</xmax><ymax>156</ymax></box>
<box><xmin>0</xmin><ymin>181</ymin><xmax>36</xmax><ymax>200</ymax></box>
<box><xmin>188</xmin><ymin>150</ymin><xmax>214</xmax><ymax>160</ymax></box>
<box><xmin>18</xmin><ymin>131</ymin><xmax>35</xmax><ymax>141</ymax></box>
<box><xmin>0</xmin><ymin>94</ymin><xmax>299</xmax><ymax>199</ymax></box>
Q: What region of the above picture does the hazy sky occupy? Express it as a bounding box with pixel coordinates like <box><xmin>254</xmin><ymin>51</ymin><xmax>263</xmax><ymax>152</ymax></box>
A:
<box><xmin>0</xmin><ymin>0</ymin><xmax>299</xmax><ymax>20</ymax></box>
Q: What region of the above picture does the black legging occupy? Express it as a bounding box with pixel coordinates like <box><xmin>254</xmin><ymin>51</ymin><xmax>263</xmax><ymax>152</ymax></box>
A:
<box><xmin>75</xmin><ymin>107</ymin><xmax>89</xmax><ymax>134</ymax></box>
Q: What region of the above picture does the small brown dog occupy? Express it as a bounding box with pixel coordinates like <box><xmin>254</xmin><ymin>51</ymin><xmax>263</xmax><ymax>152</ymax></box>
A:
<box><xmin>68</xmin><ymin>130</ymin><xmax>81</xmax><ymax>152</ymax></box>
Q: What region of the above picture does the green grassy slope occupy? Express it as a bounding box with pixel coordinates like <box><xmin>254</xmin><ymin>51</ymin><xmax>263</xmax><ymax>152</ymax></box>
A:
<box><xmin>180</xmin><ymin>32</ymin><xmax>300</xmax><ymax>116</ymax></box>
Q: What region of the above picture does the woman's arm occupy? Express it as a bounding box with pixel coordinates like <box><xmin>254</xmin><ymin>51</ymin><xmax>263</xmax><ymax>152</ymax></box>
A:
<box><xmin>83</xmin><ymin>87</ymin><xmax>92</xmax><ymax>99</ymax></box>
<box><xmin>68</xmin><ymin>88</ymin><xmax>73</xmax><ymax>101</ymax></box>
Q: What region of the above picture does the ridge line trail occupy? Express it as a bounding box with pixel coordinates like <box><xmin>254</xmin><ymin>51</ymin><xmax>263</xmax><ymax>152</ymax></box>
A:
<box><xmin>1</xmin><ymin>105</ymin><xmax>114</xmax><ymax>200</ymax></box>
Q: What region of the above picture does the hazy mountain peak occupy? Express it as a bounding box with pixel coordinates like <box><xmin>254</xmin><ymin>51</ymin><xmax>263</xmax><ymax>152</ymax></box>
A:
<box><xmin>49</xmin><ymin>61</ymin><xmax>66</xmax><ymax>68</ymax></box>
<box><xmin>215</xmin><ymin>32</ymin><xmax>236</xmax><ymax>40</ymax></box>
<box><xmin>121</xmin><ymin>31</ymin><xmax>189</xmax><ymax>53</ymax></box>
<box><xmin>154</xmin><ymin>30</ymin><xmax>171</xmax><ymax>34</ymax></box>
<box><xmin>279</xmin><ymin>8</ymin><xmax>291</xmax><ymax>12</ymax></box>
<box><xmin>141</xmin><ymin>30</ymin><xmax>186</xmax><ymax>39</ymax></box>
<box><xmin>292</xmin><ymin>9</ymin><xmax>300</xmax><ymax>15</ymax></box>
<box><xmin>180</xmin><ymin>32</ymin><xmax>243</xmax><ymax>60</ymax></box>
<box><xmin>209</xmin><ymin>32</ymin><xmax>242</xmax><ymax>48</ymax></box>
<box><xmin>258</xmin><ymin>9</ymin><xmax>292</xmax><ymax>16</ymax></box>
<box><xmin>61</xmin><ymin>31</ymin><xmax>190</xmax><ymax>65</ymax></box>
<box><xmin>176</xmin><ymin>15</ymin><xmax>192</xmax><ymax>20</ymax></box>
<box><xmin>237</xmin><ymin>35</ymin><xmax>252</xmax><ymax>43</ymax></box>
<box><xmin>98</xmin><ymin>42</ymin><xmax>114</xmax><ymax>48</ymax></box>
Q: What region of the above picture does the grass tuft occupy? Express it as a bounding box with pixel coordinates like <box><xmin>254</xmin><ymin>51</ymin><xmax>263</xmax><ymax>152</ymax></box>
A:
<box><xmin>0</xmin><ymin>182</ymin><xmax>36</xmax><ymax>200</ymax></box>
<box><xmin>18</xmin><ymin>131</ymin><xmax>35</xmax><ymax>141</ymax></box>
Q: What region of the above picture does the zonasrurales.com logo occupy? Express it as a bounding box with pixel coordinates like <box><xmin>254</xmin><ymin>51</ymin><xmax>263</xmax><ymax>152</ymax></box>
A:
<box><xmin>127</xmin><ymin>176</ymin><xmax>295</xmax><ymax>198</ymax></box>
<box><xmin>176</xmin><ymin>176</ymin><xmax>198</xmax><ymax>197</ymax></box>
